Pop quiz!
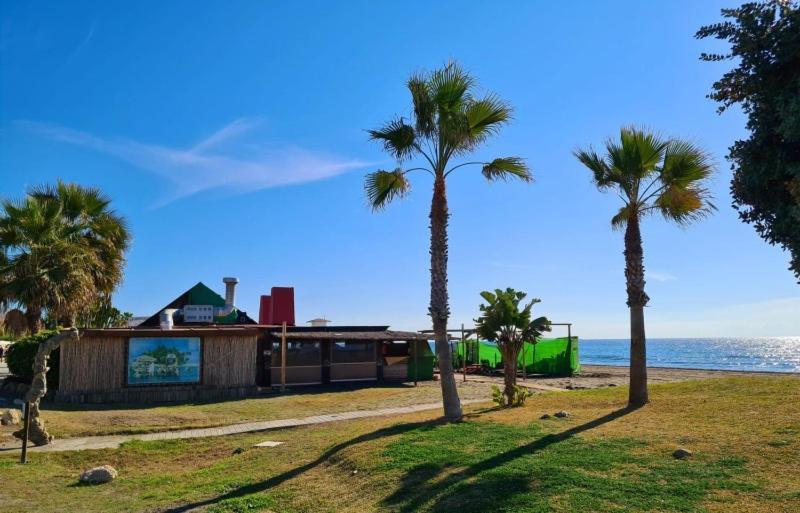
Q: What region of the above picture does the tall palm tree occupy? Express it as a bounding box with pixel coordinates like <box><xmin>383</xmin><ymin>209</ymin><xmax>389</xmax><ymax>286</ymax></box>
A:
<box><xmin>365</xmin><ymin>62</ymin><xmax>531</xmax><ymax>420</ymax></box>
<box><xmin>575</xmin><ymin>127</ymin><xmax>715</xmax><ymax>407</ymax></box>
<box><xmin>0</xmin><ymin>181</ymin><xmax>130</xmax><ymax>332</ymax></box>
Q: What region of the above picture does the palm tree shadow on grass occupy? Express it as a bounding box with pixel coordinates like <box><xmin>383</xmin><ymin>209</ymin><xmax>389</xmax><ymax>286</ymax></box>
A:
<box><xmin>161</xmin><ymin>406</ymin><xmax>637</xmax><ymax>513</ymax></box>
<box><xmin>382</xmin><ymin>406</ymin><xmax>640</xmax><ymax>513</ymax></box>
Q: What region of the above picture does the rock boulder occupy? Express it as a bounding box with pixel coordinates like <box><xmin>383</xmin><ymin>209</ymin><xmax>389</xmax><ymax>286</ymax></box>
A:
<box><xmin>0</xmin><ymin>408</ymin><xmax>21</xmax><ymax>426</ymax></box>
<box><xmin>79</xmin><ymin>465</ymin><xmax>118</xmax><ymax>484</ymax></box>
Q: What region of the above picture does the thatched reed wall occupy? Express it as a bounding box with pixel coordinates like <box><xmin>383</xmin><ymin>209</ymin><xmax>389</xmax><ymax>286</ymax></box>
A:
<box><xmin>202</xmin><ymin>334</ymin><xmax>257</xmax><ymax>387</ymax></box>
<box><xmin>56</xmin><ymin>332</ymin><xmax>258</xmax><ymax>403</ymax></box>
<box><xmin>59</xmin><ymin>336</ymin><xmax>127</xmax><ymax>392</ymax></box>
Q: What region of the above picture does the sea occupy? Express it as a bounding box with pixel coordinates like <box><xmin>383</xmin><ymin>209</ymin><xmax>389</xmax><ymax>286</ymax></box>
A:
<box><xmin>580</xmin><ymin>337</ymin><xmax>800</xmax><ymax>373</ymax></box>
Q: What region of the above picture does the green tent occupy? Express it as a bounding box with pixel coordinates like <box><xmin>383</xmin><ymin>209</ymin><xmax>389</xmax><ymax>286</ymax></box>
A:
<box><xmin>454</xmin><ymin>337</ymin><xmax>580</xmax><ymax>376</ymax></box>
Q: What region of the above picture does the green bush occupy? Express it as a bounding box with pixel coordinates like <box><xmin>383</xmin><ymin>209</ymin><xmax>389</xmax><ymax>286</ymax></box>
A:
<box><xmin>491</xmin><ymin>384</ymin><xmax>533</xmax><ymax>408</ymax></box>
<box><xmin>6</xmin><ymin>330</ymin><xmax>60</xmax><ymax>389</ymax></box>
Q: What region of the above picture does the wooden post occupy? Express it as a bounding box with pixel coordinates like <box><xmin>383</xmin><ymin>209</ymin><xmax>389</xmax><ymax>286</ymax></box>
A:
<box><xmin>461</xmin><ymin>323</ymin><xmax>466</xmax><ymax>382</ymax></box>
<box><xmin>20</xmin><ymin>401</ymin><xmax>30</xmax><ymax>464</ymax></box>
<box><xmin>280</xmin><ymin>322</ymin><xmax>287</xmax><ymax>392</ymax></box>
<box><xmin>567</xmin><ymin>323</ymin><xmax>573</xmax><ymax>376</ymax></box>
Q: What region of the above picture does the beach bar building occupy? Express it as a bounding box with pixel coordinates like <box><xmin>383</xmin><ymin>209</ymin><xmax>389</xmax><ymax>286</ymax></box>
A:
<box><xmin>56</xmin><ymin>278</ymin><xmax>434</xmax><ymax>403</ymax></box>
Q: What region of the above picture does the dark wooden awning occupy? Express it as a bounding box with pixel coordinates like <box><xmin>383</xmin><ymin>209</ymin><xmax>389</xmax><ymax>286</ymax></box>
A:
<box><xmin>268</xmin><ymin>330</ymin><xmax>431</xmax><ymax>341</ymax></box>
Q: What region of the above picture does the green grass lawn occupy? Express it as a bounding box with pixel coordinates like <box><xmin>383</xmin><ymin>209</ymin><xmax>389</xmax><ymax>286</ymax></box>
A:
<box><xmin>1</xmin><ymin>376</ymin><xmax>799</xmax><ymax>513</ymax></box>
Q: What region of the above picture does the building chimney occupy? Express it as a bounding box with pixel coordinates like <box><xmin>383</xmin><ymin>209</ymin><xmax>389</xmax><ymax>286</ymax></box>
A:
<box><xmin>223</xmin><ymin>277</ymin><xmax>239</xmax><ymax>307</ymax></box>
<box><xmin>270</xmin><ymin>287</ymin><xmax>295</xmax><ymax>326</ymax></box>
<box><xmin>160</xmin><ymin>309</ymin><xmax>178</xmax><ymax>330</ymax></box>
<box><xmin>259</xmin><ymin>295</ymin><xmax>272</xmax><ymax>324</ymax></box>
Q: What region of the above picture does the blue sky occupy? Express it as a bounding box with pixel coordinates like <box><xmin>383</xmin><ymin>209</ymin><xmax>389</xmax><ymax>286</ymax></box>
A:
<box><xmin>1</xmin><ymin>1</ymin><xmax>797</xmax><ymax>338</ymax></box>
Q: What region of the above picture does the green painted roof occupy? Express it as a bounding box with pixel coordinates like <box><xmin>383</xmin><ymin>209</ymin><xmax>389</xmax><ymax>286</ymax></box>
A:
<box><xmin>186</xmin><ymin>282</ymin><xmax>226</xmax><ymax>307</ymax></box>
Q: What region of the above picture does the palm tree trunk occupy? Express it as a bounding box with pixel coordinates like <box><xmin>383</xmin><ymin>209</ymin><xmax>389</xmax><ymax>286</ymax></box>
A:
<box><xmin>624</xmin><ymin>213</ymin><xmax>649</xmax><ymax>407</ymax></box>
<box><xmin>502</xmin><ymin>346</ymin><xmax>517</xmax><ymax>405</ymax></box>
<box><xmin>25</xmin><ymin>306</ymin><xmax>42</xmax><ymax>334</ymax></box>
<box><xmin>429</xmin><ymin>174</ymin><xmax>462</xmax><ymax>420</ymax></box>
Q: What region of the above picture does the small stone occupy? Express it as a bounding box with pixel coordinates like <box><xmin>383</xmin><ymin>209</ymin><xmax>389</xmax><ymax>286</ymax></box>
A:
<box><xmin>232</xmin><ymin>447</ymin><xmax>246</xmax><ymax>455</ymax></box>
<box><xmin>79</xmin><ymin>465</ymin><xmax>118</xmax><ymax>484</ymax></box>
<box><xmin>0</xmin><ymin>409</ymin><xmax>21</xmax><ymax>426</ymax></box>
<box><xmin>540</xmin><ymin>413</ymin><xmax>551</xmax><ymax>419</ymax></box>
<box><xmin>351</xmin><ymin>469</ymin><xmax>358</xmax><ymax>475</ymax></box>
<box><xmin>554</xmin><ymin>410</ymin><xmax>570</xmax><ymax>418</ymax></box>
<box><xmin>253</xmin><ymin>441</ymin><xmax>284</xmax><ymax>448</ymax></box>
<box><xmin>608</xmin><ymin>383</ymin><xmax>617</xmax><ymax>387</ymax></box>
<box><xmin>673</xmin><ymin>448</ymin><xmax>693</xmax><ymax>459</ymax></box>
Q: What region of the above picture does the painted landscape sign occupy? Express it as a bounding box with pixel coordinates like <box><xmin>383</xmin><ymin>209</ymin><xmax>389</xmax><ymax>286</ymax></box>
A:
<box><xmin>127</xmin><ymin>337</ymin><xmax>201</xmax><ymax>385</ymax></box>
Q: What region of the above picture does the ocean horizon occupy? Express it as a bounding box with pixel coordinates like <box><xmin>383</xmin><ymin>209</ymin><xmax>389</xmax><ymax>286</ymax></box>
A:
<box><xmin>580</xmin><ymin>337</ymin><xmax>800</xmax><ymax>373</ymax></box>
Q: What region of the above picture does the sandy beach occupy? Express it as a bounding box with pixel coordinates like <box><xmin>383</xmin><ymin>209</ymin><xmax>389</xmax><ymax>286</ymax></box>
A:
<box><xmin>460</xmin><ymin>364</ymin><xmax>798</xmax><ymax>392</ymax></box>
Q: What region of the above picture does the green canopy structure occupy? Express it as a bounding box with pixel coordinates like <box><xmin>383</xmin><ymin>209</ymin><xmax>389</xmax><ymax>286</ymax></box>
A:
<box><xmin>454</xmin><ymin>337</ymin><xmax>580</xmax><ymax>376</ymax></box>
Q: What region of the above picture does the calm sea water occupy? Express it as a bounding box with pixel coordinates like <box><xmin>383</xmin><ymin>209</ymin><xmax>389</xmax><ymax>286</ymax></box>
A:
<box><xmin>580</xmin><ymin>337</ymin><xmax>800</xmax><ymax>373</ymax></box>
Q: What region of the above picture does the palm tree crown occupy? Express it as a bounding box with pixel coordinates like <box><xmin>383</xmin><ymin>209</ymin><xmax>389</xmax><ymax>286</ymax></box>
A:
<box><xmin>574</xmin><ymin>127</ymin><xmax>715</xmax><ymax>230</ymax></box>
<box><xmin>0</xmin><ymin>181</ymin><xmax>130</xmax><ymax>330</ymax></box>
<box><xmin>365</xmin><ymin>62</ymin><xmax>531</xmax><ymax>207</ymax></box>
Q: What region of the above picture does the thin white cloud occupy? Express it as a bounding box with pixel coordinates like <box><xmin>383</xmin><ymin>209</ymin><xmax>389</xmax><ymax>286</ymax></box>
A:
<box><xmin>70</xmin><ymin>21</ymin><xmax>96</xmax><ymax>59</ymax></box>
<box><xmin>18</xmin><ymin>119</ymin><xmax>371</xmax><ymax>207</ymax></box>
<box><xmin>647</xmin><ymin>270</ymin><xmax>677</xmax><ymax>282</ymax></box>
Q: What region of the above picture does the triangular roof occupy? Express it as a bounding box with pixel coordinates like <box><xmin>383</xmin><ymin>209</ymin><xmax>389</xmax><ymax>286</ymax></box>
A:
<box><xmin>139</xmin><ymin>282</ymin><xmax>256</xmax><ymax>327</ymax></box>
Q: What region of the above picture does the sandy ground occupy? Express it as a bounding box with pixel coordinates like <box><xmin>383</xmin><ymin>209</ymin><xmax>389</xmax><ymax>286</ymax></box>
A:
<box><xmin>459</xmin><ymin>364</ymin><xmax>798</xmax><ymax>392</ymax></box>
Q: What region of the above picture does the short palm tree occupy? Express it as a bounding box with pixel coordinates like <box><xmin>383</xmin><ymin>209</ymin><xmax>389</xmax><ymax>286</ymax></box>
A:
<box><xmin>0</xmin><ymin>181</ymin><xmax>130</xmax><ymax>332</ymax></box>
<box><xmin>575</xmin><ymin>127</ymin><xmax>714</xmax><ymax>407</ymax></box>
<box><xmin>475</xmin><ymin>288</ymin><xmax>551</xmax><ymax>405</ymax></box>
<box><xmin>365</xmin><ymin>62</ymin><xmax>531</xmax><ymax>420</ymax></box>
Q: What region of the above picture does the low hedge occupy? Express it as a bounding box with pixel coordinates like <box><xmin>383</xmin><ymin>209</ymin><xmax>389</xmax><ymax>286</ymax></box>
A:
<box><xmin>6</xmin><ymin>330</ymin><xmax>60</xmax><ymax>389</ymax></box>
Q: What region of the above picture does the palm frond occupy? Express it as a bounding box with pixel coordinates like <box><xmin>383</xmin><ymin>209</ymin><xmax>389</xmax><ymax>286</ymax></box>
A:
<box><xmin>574</xmin><ymin>147</ymin><xmax>620</xmax><ymax>191</ymax></box>
<box><xmin>620</xmin><ymin>127</ymin><xmax>669</xmax><ymax>178</ymax></box>
<box><xmin>653</xmin><ymin>186</ymin><xmax>716</xmax><ymax>225</ymax></box>
<box><xmin>482</xmin><ymin>157</ymin><xmax>532</xmax><ymax>182</ymax></box>
<box><xmin>428</xmin><ymin>61</ymin><xmax>475</xmax><ymax>114</ymax></box>
<box><xmin>364</xmin><ymin>169</ymin><xmax>411</xmax><ymax>211</ymax></box>
<box><xmin>660</xmin><ymin>139</ymin><xmax>714</xmax><ymax>188</ymax></box>
<box><xmin>408</xmin><ymin>74</ymin><xmax>435</xmax><ymax>137</ymax></box>
<box><xmin>464</xmin><ymin>95</ymin><xmax>512</xmax><ymax>145</ymax></box>
<box><xmin>611</xmin><ymin>204</ymin><xmax>633</xmax><ymax>230</ymax></box>
<box><xmin>368</xmin><ymin>118</ymin><xmax>416</xmax><ymax>161</ymax></box>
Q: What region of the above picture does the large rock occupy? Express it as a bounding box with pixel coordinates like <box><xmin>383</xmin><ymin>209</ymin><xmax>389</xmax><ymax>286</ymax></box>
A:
<box><xmin>79</xmin><ymin>465</ymin><xmax>118</xmax><ymax>484</ymax></box>
<box><xmin>1</xmin><ymin>409</ymin><xmax>22</xmax><ymax>426</ymax></box>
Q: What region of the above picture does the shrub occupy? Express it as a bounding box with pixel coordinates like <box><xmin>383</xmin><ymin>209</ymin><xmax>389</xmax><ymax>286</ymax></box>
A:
<box><xmin>491</xmin><ymin>384</ymin><xmax>533</xmax><ymax>408</ymax></box>
<box><xmin>6</xmin><ymin>330</ymin><xmax>60</xmax><ymax>389</ymax></box>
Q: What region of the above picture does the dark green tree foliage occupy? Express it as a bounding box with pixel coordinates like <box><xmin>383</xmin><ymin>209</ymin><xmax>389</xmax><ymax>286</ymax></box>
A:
<box><xmin>76</xmin><ymin>298</ymin><xmax>133</xmax><ymax>328</ymax></box>
<box><xmin>6</xmin><ymin>329</ymin><xmax>60</xmax><ymax>387</ymax></box>
<box><xmin>697</xmin><ymin>1</ymin><xmax>800</xmax><ymax>281</ymax></box>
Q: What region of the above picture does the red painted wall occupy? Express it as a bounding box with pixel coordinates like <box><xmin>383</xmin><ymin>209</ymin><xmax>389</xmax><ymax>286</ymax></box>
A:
<box><xmin>258</xmin><ymin>295</ymin><xmax>272</xmax><ymax>324</ymax></box>
<box><xmin>258</xmin><ymin>287</ymin><xmax>295</xmax><ymax>326</ymax></box>
<box><xmin>270</xmin><ymin>287</ymin><xmax>295</xmax><ymax>326</ymax></box>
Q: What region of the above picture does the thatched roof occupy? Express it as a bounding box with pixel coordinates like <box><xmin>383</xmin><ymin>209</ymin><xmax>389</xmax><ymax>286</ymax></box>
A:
<box><xmin>269</xmin><ymin>330</ymin><xmax>431</xmax><ymax>341</ymax></box>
